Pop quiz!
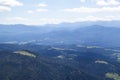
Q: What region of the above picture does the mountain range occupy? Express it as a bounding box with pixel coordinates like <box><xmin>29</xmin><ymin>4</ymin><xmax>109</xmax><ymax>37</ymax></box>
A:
<box><xmin>0</xmin><ymin>21</ymin><xmax>120</xmax><ymax>47</ymax></box>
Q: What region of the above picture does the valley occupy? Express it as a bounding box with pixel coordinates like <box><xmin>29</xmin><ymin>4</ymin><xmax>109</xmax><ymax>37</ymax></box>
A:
<box><xmin>0</xmin><ymin>44</ymin><xmax>120</xmax><ymax>80</ymax></box>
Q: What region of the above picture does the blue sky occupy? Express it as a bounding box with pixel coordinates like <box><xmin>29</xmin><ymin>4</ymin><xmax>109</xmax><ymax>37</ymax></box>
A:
<box><xmin>0</xmin><ymin>0</ymin><xmax>120</xmax><ymax>25</ymax></box>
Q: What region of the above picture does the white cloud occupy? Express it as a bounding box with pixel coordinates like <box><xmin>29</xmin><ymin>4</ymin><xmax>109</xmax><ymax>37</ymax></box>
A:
<box><xmin>38</xmin><ymin>18</ymin><xmax>64</xmax><ymax>24</ymax></box>
<box><xmin>38</xmin><ymin>3</ymin><xmax>48</xmax><ymax>7</ymax></box>
<box><xmin>75</xmin><ymin>16</ymin><xmax>120</xmax><ymax>21</ymax></box>
<box><xmin>36</xmin><ymin>8</ymin><xmax>48</xmax><ymax>12</ymax></box>
<box><xmin>27</xmin><ymin>10</ymin><xmax>34</xmax><ymax>14</ymax></box>
<box><xmin>27</xmin><ymin>3</ymin><xmax>48</xmax><ymax>13</ymax></box>
<box><xmin>3</xmin><ymin>18</ymin><xmax>64</xmax><ymax>25</ymax></box>
<box><xmin>96</xmin><ymin>0</ymin><xmax>120</xmax><ymax>6</ymax></box>
<box><xmin>80</xmin><ymin>0</ymin><xmax>86</xmax><ymax>3</ymax></box>
<box><xmin>7</xmin><ymin>17</ymin><xmax>28</xmax><ymax>22</ymax></box>
<box><xmin>4</xmin><ymin>17</ymin><xmax>31</xmax><ymax>24</ymax></box>
<box><xmin>63</xmin><ymin>6</ymin><xmax>120</xmax><ymax>13</ymax></box>
<box><xmin>2</xmin><ymin>15</ymin><xmax>120</xmax><ymax>25</ymax></box>
<box><xmin>0</xmin><ymin>0</ymin><xmax>23</xmax><ymax>7</ymax></box>
<box><xmin>0</xmin><ymin>0</ymin><xmax>23</xmax><ymax>12</ymax></box>
<box><xmin>37</xmin><ymin>16</ymin><xmax>120</xmax><ymax>25</ymax></box>
<box><xmin>64</xmin><ymin>7</ymin><xmax>99</xmax><ymax>13</ymax></box>
<box><xmin>0</xmin><ymin>5</ymin><xmax>11</xmax><ymax>12</ymax></box>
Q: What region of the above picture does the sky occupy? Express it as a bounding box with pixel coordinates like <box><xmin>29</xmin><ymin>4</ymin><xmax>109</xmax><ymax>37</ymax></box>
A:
<box><xmin>0</xmin><ymin>0</ymin><xmax>120</xmax><ymax>25</ymax></box>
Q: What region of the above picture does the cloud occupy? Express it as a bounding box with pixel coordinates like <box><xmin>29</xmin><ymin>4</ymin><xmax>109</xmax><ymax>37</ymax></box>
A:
<box><xmin>3</xmin><ymin>17</ymin><xmax>63</xmax><ymax>25</ymax></box>
<box><xmin>7</xmin><ymin>17</ymin><xmax>28</xmax><ymax>22</ymax></box>
<box><xmin>36</xmin><ymin>3</ymin><xmax>48</xmax><ymax>12</ymax></box>
<box><xmin>0</xmin><ymin>0</ymin><xmax>23</xmax><ymax>12</ymax></box>
<box><xmin>2</xmin><ymin>15</ymin><xmax>120</xmax><ymax>25</ymax></box>
<box><xmin>4</xmin><ymin>17</ymin><xmax>31</xmax><ymax>24</ymax></box>
<box><xmin>32</xmin><ymin>16</ymin><xmax>120</xmax><ymax>25</ymax></box>
<box><xmin>36</xmin><ymin>8</ymin><xmax>48</xmax><ymax>12</ymax></box>
<box><xmin>27</xmin><ymin>10</ymin><xmax>34</xmax><ymax>14</ymax></box>
<box><xmin>36</xmin><ymin>16</ymin><xmax>120</xmax><ymax>25</ymax></box>
<box><xmin>63</xmin><ymin>6</ymin><xmax>120</xmax><ymax>13</ymax></box>
<box><xmin>96</xmin><ymin>0</ymin><xmax>120</xmax><ymax>6</ymax></box>
<box><xmin>0</xmin><ymin>0</ymin><xmax>23</xmax><ymax>7</ymax></box>
<box><xmin>80</xmin><ymin>0</ymin><xmax>86</xmax><ymax>3</ymax></box>
<box><xmin>75</xmin><ymin>16</ymin><xmax>120</xmax><ymax>21</ymax></box>
<box><xmin>63</xmin><ymin>7</ymin><xmax>99</xmax><ymax>13</ymax></box>
<box><xmin>27</xmin><ymin>9</ymin><xmax>48</xmax><ymax>13</ymax></box>
<box><xmin>0</xmin><ymin>5</ymin><xmax>11</xmax><ymax>12</ymax></box>
<box><xmin>27</xmin><ymin>3</ymin><xmax>48</xmax><ymax>13</ymax></box>
<box><xmin>38</xmin><ymin>3</ymin><xmax>48</xmax><ymax>7</ymax></box>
